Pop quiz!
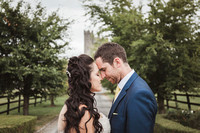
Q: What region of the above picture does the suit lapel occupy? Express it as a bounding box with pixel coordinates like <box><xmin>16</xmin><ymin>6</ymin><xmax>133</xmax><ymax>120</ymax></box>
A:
<box><xmin>108</xmin><ymin>72</ymin><xmax>138</xmax><ymax>118</ymax></box>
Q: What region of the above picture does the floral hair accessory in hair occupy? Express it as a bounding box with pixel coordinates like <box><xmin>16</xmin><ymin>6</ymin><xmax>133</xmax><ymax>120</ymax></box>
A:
<box><xmin>66</xmin><ymin>70</ymin><xmax>71</xmax><ymax>78</ymax></box>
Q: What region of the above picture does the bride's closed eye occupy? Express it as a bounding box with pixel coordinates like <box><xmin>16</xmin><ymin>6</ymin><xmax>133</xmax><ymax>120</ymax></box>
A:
<box><xmin>96</xmin><ymin>71</ymin><xmax>100</xmax><ymax>76</ymax></box>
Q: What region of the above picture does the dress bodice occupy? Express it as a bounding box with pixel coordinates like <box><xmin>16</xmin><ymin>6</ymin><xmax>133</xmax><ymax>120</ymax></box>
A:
<box><xmin>99</xmin><ymin>113</ymin><xmax>111</xmax><ymax>133</ymax></box>
<box><xmin>58</xmin><ymin>112</ymin><xmax>110</xmax><ymax>133</ymax></box>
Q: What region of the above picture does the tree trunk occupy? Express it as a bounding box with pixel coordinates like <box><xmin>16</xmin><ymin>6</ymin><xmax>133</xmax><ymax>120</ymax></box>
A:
<box><xmin>50</xmin><ymin>95</ymin><xmax>55</xmax><ymax>106</ymax></box>
<box><xmin>23</xmin><ymin>94</ymin><xmax>29</xmax><ymax>115</ymax></box>
<box><xmin>157</xmin><ymin>92</ymin><xmax>165</xmax><ymax>114</ymax></box>
<box><xmin>111</xmin><ymin>89</ymin><xmax>114</xmax><ymax>94</ymax></box>
<box><xmin>23</xmin><ymin>75</ymin><xmax>32</xmax><ymax>115</ymax></box>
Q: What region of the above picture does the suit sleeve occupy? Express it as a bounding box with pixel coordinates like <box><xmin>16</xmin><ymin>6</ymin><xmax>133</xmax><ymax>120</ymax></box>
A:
<box><xmin>126</xmin><ymin>89</ymin><xmax>157</xmax><ymax>133</ymax></box>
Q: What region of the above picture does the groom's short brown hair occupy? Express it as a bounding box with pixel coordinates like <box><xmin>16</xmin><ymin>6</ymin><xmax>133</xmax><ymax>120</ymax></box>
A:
<box><xmin>94</xmin><ymin>42</ymin><xmax>127</xmax><ymax>65</ymax></box>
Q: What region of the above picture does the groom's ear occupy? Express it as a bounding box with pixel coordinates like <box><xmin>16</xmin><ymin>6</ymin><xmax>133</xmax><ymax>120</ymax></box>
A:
<box><xmin>113</xmin><ymin>57</ymin><xmax>121</xmax><ymax>68</ymax></box>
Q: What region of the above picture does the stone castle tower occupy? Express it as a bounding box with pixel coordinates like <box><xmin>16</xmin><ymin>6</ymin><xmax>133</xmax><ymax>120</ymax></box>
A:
<box><xmin>84</xmin><ymin>30</ymin><xmax>94</xmax><ymax>56</ymax></box>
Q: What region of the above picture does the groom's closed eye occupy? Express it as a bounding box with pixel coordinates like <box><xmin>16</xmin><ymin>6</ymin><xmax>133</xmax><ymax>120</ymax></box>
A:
<box><xmin>99</xmin><ymin>68</ymin><xmax>106</xmax><ymax>73</ymax></box>
<box><xmin>99</xmin><ymin>68</ymin><xmax>104</xmax><ymax>72</ymax></box>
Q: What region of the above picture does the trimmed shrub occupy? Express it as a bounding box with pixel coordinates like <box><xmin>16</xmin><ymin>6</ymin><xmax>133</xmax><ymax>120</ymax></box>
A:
<box><xmin>0</xmin><ymin>115</ymin><xmax>37</xmax><ymax>133</ymax></box>
<box><xmin>154</xmin><ymin>114</ymin><xmax>200</xmax><ymax>133</ymax></box>
<box><xmin>166</xmin><ymin>110</ymin><xmax>200</xmax><ymax>130</ymax></box>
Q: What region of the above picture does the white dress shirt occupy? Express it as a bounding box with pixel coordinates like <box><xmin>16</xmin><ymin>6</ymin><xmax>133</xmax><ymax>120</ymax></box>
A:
<box><xmin>114</xmin><ymin>69</ymin><xmax>135</xmax><ymax>101</ymax></box>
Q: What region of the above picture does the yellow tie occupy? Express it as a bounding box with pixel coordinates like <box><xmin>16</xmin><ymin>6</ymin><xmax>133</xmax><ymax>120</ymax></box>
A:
<box><xmin>114</xmin><ymin>86</ymin><xmax>120</xmax><ymax>101</ymax></box>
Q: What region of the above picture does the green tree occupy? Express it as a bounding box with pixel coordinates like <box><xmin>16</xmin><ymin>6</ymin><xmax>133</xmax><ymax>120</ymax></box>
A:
<box><xmin>0</xmin><ymin>0</ymin><xmax>71</xmax><ymax>115</ymax></box>
<box><xmin>83</xmin><ymin>0</ymin><xmax>146</xmax><ymax>93</ymax></box>
<box><xmin>83</xmin><ymin>0</ymin><xmax>146</xmax><ymax>57</ymax></box>
<box><xmin>136</xmin><ymin>0</ymin><xmax>200</xmax><ymax>113</ymax></box>
<box><xmin>130</xmin><ymin>33</ymin><xmax>176</xmax><ymax>113</ymax></box>
<box><xmin>83</xmin><ymin>0</ymin><xmax>200</xmax><ymax>113</ymax></box>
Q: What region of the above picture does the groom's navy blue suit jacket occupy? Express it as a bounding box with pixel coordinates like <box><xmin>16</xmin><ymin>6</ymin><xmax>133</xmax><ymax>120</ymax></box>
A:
<box><xmin>108</xmin><ymin>72</ymin><xmax>157</xmax><ymax>133</ymax></box>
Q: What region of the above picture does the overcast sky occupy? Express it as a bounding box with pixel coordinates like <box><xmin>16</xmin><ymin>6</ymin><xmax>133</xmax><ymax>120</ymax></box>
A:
<box><xmin>40</xmin><ymin>0</ymin><xmax>88</xmax><ymax>58</ymax></box>
<box><xmin>14</xmin><ymin>0</ymin><xmax>148</xmax><ymax>58</ymax></box>
<box><xmin>13</xmin><ymin>0</ymin><xmax>198</xmax><ymax>58</ymax></box>
<box><xmin>12</xmin><ymin>0</ymin><xmax>91</xmax><ymax>58</ymax></box>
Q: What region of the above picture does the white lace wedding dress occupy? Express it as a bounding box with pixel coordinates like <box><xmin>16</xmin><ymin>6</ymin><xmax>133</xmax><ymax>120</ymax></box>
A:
<box><xmin>58</xmin><ymin>112</ymin><xmax>110</xmax><ymax>133</ymax></box>
<box><xmin>99</xmin><ymin>113</ymin><xmax>111</xmax><ymax>133</ymax></box>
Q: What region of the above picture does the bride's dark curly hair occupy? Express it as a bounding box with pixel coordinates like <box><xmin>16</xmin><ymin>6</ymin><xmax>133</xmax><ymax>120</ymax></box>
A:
<box><xmin>64</xmin><ymin>54</ymin><xmax>103</xmax><ymax>133</ymax></box>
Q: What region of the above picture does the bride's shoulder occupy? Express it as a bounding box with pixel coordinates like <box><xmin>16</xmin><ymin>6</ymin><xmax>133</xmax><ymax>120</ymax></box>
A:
<box><xmin>58</xmin><ymin>105</ymin><xmax>67</xmax><ymax>132</ymax></box>
<box><xmin>59</xmin><ymin>104</ymin><xmax>67</xmax><ymax>117</ymax></box>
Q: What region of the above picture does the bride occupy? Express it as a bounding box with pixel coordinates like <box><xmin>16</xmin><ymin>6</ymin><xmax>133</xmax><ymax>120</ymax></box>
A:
<box><xmin>58</xmin><ymin>54</ymin><xmax>110</xmax><ymax>133</ymax></box>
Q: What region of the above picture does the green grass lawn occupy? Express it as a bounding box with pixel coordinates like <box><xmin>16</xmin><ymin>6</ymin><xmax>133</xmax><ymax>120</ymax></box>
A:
<box><xmin>0</xmin><ymin>96</ymin><xmax>46</xmax><ymax>113</ymax></box>
<box><xmin>164</xmin><ymin>91</ymin><xmax>200</xmax><ymax>111</ymax></box>
<box><xmin>0</xmin><ymin>95</ymin><xmax>68</xmax><ymax>131</ymax></box>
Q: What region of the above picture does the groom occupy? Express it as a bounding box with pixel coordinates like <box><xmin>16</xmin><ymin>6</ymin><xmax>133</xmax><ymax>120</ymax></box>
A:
<box><xmin>94</xmin><ymin>42</ymin><xmax>157</xmax><ymax>133</ymax></box>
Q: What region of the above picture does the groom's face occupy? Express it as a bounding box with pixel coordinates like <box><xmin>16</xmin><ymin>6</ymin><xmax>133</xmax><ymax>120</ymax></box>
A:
<box><xmin>95</xmin><ymin>57</ymin><xmax>120</xmax><ymax>84</ymax></box>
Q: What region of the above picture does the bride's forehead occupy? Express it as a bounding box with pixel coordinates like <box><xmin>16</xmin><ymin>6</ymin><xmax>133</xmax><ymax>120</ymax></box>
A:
<box><xmin>91</xmin><ymin>62</ymin><xmax>98</xmax><ymax>71</ymax></box>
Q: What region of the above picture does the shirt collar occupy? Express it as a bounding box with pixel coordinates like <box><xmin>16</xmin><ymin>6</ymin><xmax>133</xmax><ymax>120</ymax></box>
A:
<box><xmin>118</xmin><ymin>69</ymin><xmax>135</xmax><ymax>90</ymax></box>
